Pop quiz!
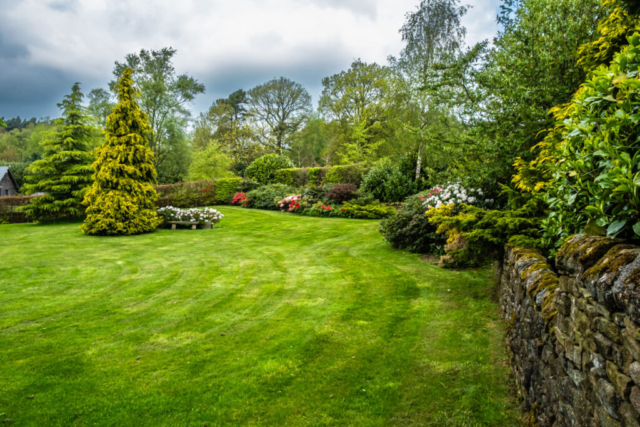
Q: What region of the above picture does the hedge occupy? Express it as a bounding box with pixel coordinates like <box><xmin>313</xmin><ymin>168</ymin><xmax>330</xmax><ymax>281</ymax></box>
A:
<box><xmin>155</xmin><ymin>178</ymin><xmax>248</xmax><ymax>208</ymax></box>
<box><xmin>0</xmin><ymin>196</ymin><xmax>36</xmax><ymax>223</ymax></box>
<box><xmin>274</xmin><ymin>165</ymin><xmax>368</xmax><ymax>187</ymax></box>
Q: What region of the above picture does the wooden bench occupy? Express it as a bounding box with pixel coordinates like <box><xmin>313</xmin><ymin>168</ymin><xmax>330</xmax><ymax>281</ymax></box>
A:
<box><xmin>169</xmin><ymin>221</ymin><xmax>212</xmax><ymax>230</ymax></box>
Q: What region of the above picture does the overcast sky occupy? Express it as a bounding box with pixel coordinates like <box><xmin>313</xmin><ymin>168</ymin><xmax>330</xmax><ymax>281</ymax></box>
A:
<box><xmin>0</xmin><ymin>0</ymin><xmax>502</xmax><ymax>120</ymax></box>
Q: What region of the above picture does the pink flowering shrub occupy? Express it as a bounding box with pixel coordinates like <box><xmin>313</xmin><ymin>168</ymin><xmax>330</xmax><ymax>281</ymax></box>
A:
<box><xmin>276</xmin><ymin>194</ymin><xmax>303</xmax><ymax>212</ymax></box>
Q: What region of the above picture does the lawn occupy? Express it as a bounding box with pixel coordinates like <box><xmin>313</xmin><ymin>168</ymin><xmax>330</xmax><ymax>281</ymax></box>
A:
<box><xmin>0</xmin><ymin>207</ymin><xmax>520</xmax><ymax>426</ymax></box>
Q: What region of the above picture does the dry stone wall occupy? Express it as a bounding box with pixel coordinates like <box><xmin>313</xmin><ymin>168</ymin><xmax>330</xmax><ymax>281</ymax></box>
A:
<box><xmin>498</xmin><ymin>233</ymin><xmax>640</xmax><ymax>426</ymax></box>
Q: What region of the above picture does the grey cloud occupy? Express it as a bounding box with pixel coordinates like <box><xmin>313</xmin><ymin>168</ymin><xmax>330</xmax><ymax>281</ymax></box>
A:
<box><xmin>48</xmin><ymin>0</ymin><xmax>79</xmax><ymax>12</ymax></box>
<box><xmin>0</xmin><ymin>33</ymin><xmax>29</xmax><ymax>60</ymax></box>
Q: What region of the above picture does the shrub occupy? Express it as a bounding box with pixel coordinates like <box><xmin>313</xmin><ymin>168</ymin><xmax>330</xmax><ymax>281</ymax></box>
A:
<box><xmin>276</xmin><ymin>194</ymin><xmax>302</xmax><ymax>212</ymax></box>
<box><xmin>341</xmin><ymin>201</ymin><xmax>396</xmax><ymax>220</ymax></box>
<box><xmin>380</xmin><ymin>195</ymin><xmax>447</xmax><ymax>254</ymax></box>
<box><xmin>245</xmin><ymin>184</ymin><xmax>297</xmax><ymax>210</ymax></box>
<box><xmin>232</xmin><ymin>192</ymin><xmax>248</xmax><ymax>207</ymax></box>
<box><xmin>307</xmin><ymin>167</ymin><xmax>330</xmax><ymax>186</ymax></box>
<box><xmin>215</xmin><ymin>178</ymin><xmax>243</xmax><ymax>204</ymax></box>
<box><xmin>326</xmin><ymin>184</ymin><xmax>358</xmax><ymax>203</ymax></box>
<box><xmin>361</xmin><ymin>159</ymin><xmax>417</xmax><ymax>202</ymax></box>
<box><xmin>542</xmin><ymin>33</ymin><xmax>640</xmax><ymax>244</ymax></box>
<box><xmin>422</xmin><ymin>184</ymin><xmax>493</xmax><ymax>209</ymax></box>
<box><xmin>305</xmin><ymin>202</ymin><xmax>339</xmax><ymax>217</ymax></box>
<box><xmin>238</xmin><ymin>180</ymin><xmax>261</xmax><ymax>193</ymax></box>
<box><xmin>426</xmin><ymin>199</ymin><xmax>546</xmax><ymax>267</ymax></box>
<box><xmin>245</xmin><ymin>154</ymin><xmax>293</xmax><ymax>184</ymax></box>
<box><xmin>157</xmin><ymin>206</ymin><xmax>224</xmax><ymax>227</ymax></box>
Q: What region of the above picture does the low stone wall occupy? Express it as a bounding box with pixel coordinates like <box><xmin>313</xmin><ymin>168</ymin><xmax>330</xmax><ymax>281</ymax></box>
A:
<box><xmin>498</xmin><ymin>234</ymin><xmax>640</xmax><ymax>426</ymax></box>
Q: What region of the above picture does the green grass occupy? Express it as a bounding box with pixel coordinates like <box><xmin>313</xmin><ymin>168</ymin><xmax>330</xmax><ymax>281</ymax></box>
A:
<box><xmin>0</xmin><ymin>207</ymin><xmax>520</xmax><ymax>426</ymax></box>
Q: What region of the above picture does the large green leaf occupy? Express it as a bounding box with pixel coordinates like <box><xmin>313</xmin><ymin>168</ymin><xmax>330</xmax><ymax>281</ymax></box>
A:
<box><xmin>607</xmin><ymin>220</ymin><xmax>627</xmax><ymax>237</ymax></box>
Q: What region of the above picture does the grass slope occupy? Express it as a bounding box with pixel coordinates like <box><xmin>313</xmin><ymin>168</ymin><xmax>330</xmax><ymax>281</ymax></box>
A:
<box><xmin>0</xmin><ymin>207</ymin><xmax>519</xmax><ymax>426</ymax></box>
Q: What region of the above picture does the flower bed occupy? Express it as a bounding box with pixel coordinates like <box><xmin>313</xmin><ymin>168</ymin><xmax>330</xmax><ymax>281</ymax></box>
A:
<box><xmin>157</xmin><ymin>206</ymin><xmax>224</xmax><ymax>228</ymax></box>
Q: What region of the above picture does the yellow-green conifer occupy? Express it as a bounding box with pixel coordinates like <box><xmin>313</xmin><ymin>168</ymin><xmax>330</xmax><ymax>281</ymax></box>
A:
<box><xmin>81</xmin><ymin>68</ymin><xmax>161</xmax><ymax>236</ymax></box>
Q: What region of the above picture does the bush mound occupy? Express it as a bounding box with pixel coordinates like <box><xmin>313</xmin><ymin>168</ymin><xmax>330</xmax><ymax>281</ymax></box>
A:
<box><xmin>245</xmin><ymin>184</ymin><xmax>297</xmax><ymax>210</ymax></box>
<box><xmin>245</xmin><ymin>154</ymin><xmax>293</xmax><ymax>185</ymax></box>
<box><xmin>325</xmin><ymin>184</ymin><xmax>358</xmax><ymax>203</ymax></box>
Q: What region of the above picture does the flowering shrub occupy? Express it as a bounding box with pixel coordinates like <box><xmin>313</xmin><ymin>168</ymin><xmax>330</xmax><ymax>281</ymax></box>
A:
<box><xmin>421</xmin><ymin>184</ymin><xmax>493</xmax><ymax>209</ymax></box>
<box><xmin>157</xmin><ymin>206</ymin><xmax>224</xmax><ymax>227</ymax></box>
<box><xmin>276</xmin><ymin>194</ymin><xmax>303</xmax><ymax>212</ymax></box>
<box><xmin>232</xmin><ymin>192</ymin><xmax>248</xmax><ymax>207</ymax></box>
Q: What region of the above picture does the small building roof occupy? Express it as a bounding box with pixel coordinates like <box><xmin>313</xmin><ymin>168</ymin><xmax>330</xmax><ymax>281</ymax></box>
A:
<box><xmin>0</xmin><ymin>166</ymin><xmax>19</xmax><ymax>189</ymax></box>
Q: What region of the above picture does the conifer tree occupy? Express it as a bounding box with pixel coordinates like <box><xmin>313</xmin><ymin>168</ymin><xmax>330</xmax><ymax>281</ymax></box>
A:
<box><xmin>81</xmin><ymin>68</ymin><xmax>161</xmax><ymax>236</ymax></box>
<box><xmin>22</xmin><ymin>83</ymin><xmax>94</xmax><ymax>220</ymax></box>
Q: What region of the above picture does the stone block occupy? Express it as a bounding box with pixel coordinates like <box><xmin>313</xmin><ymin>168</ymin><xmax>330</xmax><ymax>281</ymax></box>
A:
<box><xmin>622</xmin><ymin>329</ymin><xmax>640</xmax><ymax>362</ymax></box>
<box><xmin>619</xmin><ymin>402</ymin><xmax>640</xmax><ymax>427</ymax></box>
<box><xmin>596</xmin><ymin>317</ymin><xmax>621</xmax><ymax>343</ymax></box>
<box><xmin>597</xmin><ymin>378</ymin><xmax>620</xmax><ymax>419</ymax></box>
<box><xmin>625</xmin><ymin>317</ymin><xmax>640</xmax><ymax>341</ymax></box>
<box><xmin>631</xmin><ymin>386</ymin><xmax>640</xmax><ymax>413</ymax></box>
<box><xmin>606</xmin><ymin>360</ymin><xmax>632</xmax><ymax>399</ymax></box>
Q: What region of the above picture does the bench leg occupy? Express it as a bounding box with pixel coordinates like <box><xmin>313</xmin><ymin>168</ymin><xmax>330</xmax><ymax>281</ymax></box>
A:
<box><xmin>192</xmin><ymin>224</ymin><xmax>197</xmax><ymax>230</ymax></box>
<box><xmin>171</xmin><ymin>224</ymin><xmax>176</xmax><ymax>230</ymax></box>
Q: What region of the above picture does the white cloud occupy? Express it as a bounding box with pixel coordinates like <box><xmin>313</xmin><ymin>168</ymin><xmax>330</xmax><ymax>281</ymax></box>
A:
<box><xmin>0</xmin><ymin>0</ymin><xmax>501</xmax><ymax>118</ymax></box>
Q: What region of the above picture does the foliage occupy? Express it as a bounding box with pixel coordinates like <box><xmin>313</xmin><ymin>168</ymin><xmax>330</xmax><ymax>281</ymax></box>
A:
<box><xmin>577</xmin><ymin>0</ymin><xmax>640</xmax><ymax>73</ymax></box>
<box><xmin>274</xmin><ymin>167</ymin><xmax>314</xmax><ymax>187</ymax></box>
<box><xmin>0</xmin><ymin>119</ymin><xmax>57</xmax><ymax>163</ymax></box>
<box><xmin>247</xmin><ymin>77</ymin><xmax>312</xmax><ymax>153</ymax></box>
<box><xmin>82</xmin><ymin>68</ymin><xmax>162</xmax><ymax>236</ymax></box>
<box><xmin>0</xmin><ymin>118</ymin><xmax>5</xmax><ymax>128</ymax></box>
<box><xmin>245</xmin><ymin>183</ymin><xmax>297</xmax><ymax>210</ymax></box>
<box><xmin>542</xmin><ymin>33</ymin><xmax>640</xmax><ymax>244</ymax></box>
<box><xmin>319</xmin><ymin>60</ymin><xmax>392</xmax><ymax>164</ymax></box>
<box><xmin>325</xmin><ymin>183</ymin><xmax>358</xmax><ymax>204</ymax></box>
<box><xmin>188</xmin><ymin>144</ymin><xmax>234</xmax><ymax>181</ymax></box>
<box><xmin>426</xmin><ymin>200</ymin><xmax>546</xmax><ymax>267</ymax></box>
<box><xmin>360</xmin><ymin>159</ymin><xmax>417</xmax><ymax>202</ymax></box>
<box><xmin>324</xmin><ymin>164</ymin><xmax>368</xmax><ymax>186</ymax></box>
<box><xmin>288</xmin><ymin>117</ymin><xmax>330</xmax><ymax>167</ymax></box>
<box><xmin>341</xmin><ymin>201</ymin><xmax>396</xmax><ymax>220</ymax></box>
<box><xmin>245</xmin><ymin>154</ymin><xmax>294</xmax><ymax>184</ymax></box>
<box><xmin>156</xmin><ymin>180</ymin><xmax>218</xmax><ymax>208</ymax></box>
<box><xmin>380</xmin><ymin>194</ymin><xmax>446</xmax><ymax>254</ymax></box>
<box><xmin>214</xmin><ymin>178</ymin><xmax>243</xmax><ymax>204</ymax></box>
<box><xmin>439</xmin><ymin>0</ymin><xmax>602</xmax><ymax>190</ymax></box>
<box><xmin>21</xmin><ymin>83</ymin><xmax>95</xmax><ymax>221</ymax></box>
<box><xmin>157</xmin><ymin>206</ymin><xmax>223</xmax><ymax>227</ymax></box>
<box><xmin>111</xmin><ymin>47</ymin><xmax>204</xmax><ymax>173</ymax></box>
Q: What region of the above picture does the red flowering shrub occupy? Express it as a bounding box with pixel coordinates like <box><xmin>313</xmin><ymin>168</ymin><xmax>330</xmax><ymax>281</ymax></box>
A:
<box><xmin>232</xmin><ymin>192</ymin><xmax>248</xmax><ymax>207</ymax></box>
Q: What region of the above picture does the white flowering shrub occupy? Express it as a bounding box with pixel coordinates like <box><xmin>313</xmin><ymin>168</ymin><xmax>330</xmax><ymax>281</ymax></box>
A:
<box><xmin>421</xmin><ymin>184</ymin><xmax>494</xmax><ymax>209</ymax></box>
<box><xmin>157</xmin><ymin>206</ymin><xmax>224</xmax><ymax>226</ymax></box>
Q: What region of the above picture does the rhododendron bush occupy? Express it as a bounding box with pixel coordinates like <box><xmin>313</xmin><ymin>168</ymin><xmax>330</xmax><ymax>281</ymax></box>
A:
<box><xmin>421</xmin><ymin>184</ymin><xmax>494</xmax><ymax>209</ymax></box>
<box><xmin>157</xmin><ymin>206</ymin><xmax>224</xmax><ymax>227</ymax></box>
<box><xmin>232</xmin><ymin>192</ymin><xmax>248</xmax><ymax>207</ymax></box>
<box><xmin>276</xmin><ymin>194</ymin><xmax>302</xmax><ymax>212</ymax></box>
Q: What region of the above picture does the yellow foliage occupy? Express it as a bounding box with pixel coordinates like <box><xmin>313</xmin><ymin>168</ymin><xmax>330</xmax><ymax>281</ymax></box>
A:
<box><xmin>81</xmin><ymin>68</ymin><xmax>161</xmax><ymax>236</ymax></box>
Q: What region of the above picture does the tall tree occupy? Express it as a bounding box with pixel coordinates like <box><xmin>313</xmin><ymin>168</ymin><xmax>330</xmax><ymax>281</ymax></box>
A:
<box><xmin>22</xmin><ymin>83</ymin><xmax>94</xmax><ymax>220</ymax></box>
<box><xmin>319</xmin><ymin>60</ymin><xmax>392</xmax><ymax>164</ymax></box>
<box><xmin>111</xmin><ymin>47</ymin><xmax>204</xmax><ymax>172</ymax></box>
<box><xmin>392</xmin><ymin>0</ymin><xmax>468</xmax><ymax>179</ymax></box>
<box><xmin>87</xmin><ymin>88</ymin><xmax>114</xmax><ymax>127</ymax></box>
<box><xmin>247</xmin><ymin>77</ymin><xmax>312</xmax><ymax>154</ymax></box>
<box><xmin>82</xmin><ymin>68</ymin><xmax>161</xmax><ymax>236</ymax></box>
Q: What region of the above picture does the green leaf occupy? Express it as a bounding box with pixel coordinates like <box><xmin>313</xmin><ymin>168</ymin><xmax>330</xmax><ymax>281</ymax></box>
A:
<box><xmin>607</xmin><ymin>220</ymin><xmax>627</xmax><ymax>236</ymax></box>
<box><xmin>633</xmin><ymin>222</ymin><xmax>640</xmax><ymax>237</ymax></box>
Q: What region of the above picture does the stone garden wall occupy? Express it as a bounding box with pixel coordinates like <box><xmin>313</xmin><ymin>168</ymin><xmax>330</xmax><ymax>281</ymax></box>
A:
<box><xmin>498</xmin><ymin>234</ymin><xmax>640</xmax><ymax>426</ymax></box>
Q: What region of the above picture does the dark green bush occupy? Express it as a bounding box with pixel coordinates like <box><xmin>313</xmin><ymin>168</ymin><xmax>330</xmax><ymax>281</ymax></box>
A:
<box><xmin>245</xmin><ymin>184</ymin><xmax>298</xmax><ymax>210</ymax></box>
<box><xmin>380</xmin><ymin>195</ymin><xmax>446</xmax><ymax>254</ymax></box>
<box><xmin>274</xmin><ymin>168</ymin><xmax>314</xmax><ymax>187</ymax></box>
<box><xmin>326</xmin><ymin>184</ymin><xmax>358</xmax><ymax>204</ymax></box>
<box><xmin>245</xmin><ymin>154</ymin><xmax>293</xmax><ymax>185</ymax></box>
<box><xmin>361</xmin><ymin>159</ymin><xmax>418</xmax><ymax>203</ymax></box>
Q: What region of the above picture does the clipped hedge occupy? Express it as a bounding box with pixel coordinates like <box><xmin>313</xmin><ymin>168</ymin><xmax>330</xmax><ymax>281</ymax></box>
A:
<box><xmin>245</xmin><ymin>154</ymin><xmax>293</xmax><ymax>185</ymax></box>
<box><xmin>155</xmin><ymin>178</ymin><xmax>247</xmax><ymax>208</ymax></box>
<box><xmin>0</xmin><ymin>196</ymin><xmax>36</xmax><ymax>224</ymax></box>
<box><xmin>273</xmin><ymin>164</ymin><xmax>368</xmax><ymax>187</ymax></box>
